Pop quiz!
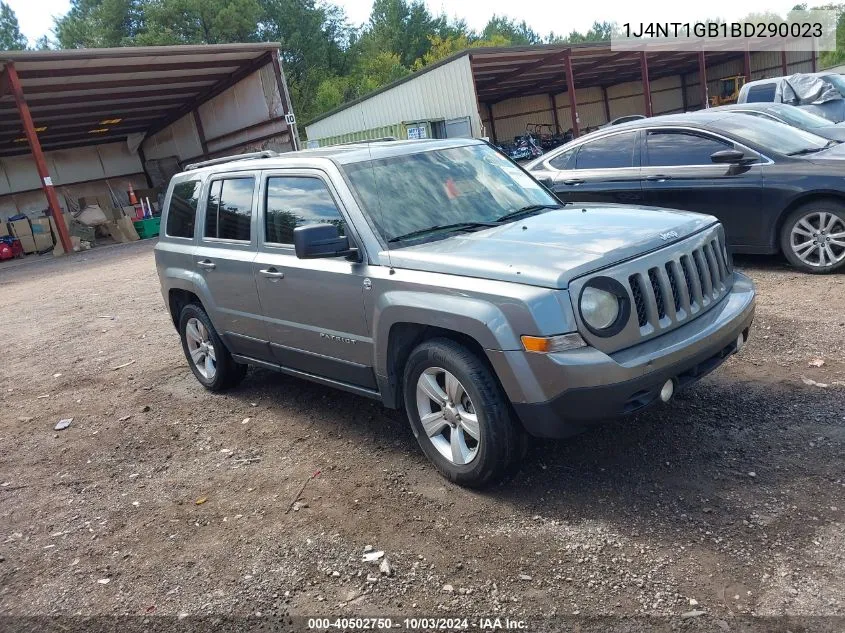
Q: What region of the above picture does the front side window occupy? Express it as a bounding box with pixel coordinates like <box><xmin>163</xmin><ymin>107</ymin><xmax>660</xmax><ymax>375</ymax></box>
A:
<box><xmin>165</xmin><ymin>180</ymin><xmax>201</xmax><ymax>238</ymax></box>
<box><xmin>342</xmin><ymin>143</ymin><xmax>557</xmax><ymax>245</ymax></box>
<box><xmin>574</xmin><ymin>132</ymin><xmax>637</xmax><ymax>169</ymax></box>
<box><xmin>265</xmin><ymin>177</ymin><xmax>345</xmax><ymax>245</ymax></box>
<box><xmin>204</xmin><ymin>177</ymin><xmax>255</xmax><ymax>241</ymax></box>
<box><xmin>646</xmin><ymin>131</ymin><xmax>731</xmax><ymax>166</ymax></box>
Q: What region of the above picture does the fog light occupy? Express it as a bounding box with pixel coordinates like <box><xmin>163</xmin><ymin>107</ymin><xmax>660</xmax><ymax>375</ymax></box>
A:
<box><xmin>736</xmin><ymin>332</ymin><xmax>746</xmax><ymax>353</ymax></box>
<box><xmin>659</xmin><ymin>379</ymin><xmax>675</xmax><ymax>403</ymax></box>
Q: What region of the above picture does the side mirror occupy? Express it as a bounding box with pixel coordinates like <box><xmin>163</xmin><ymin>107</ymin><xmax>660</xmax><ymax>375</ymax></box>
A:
<box><xmin>293</xmin><ymin>224</ymin><xmax>357</xmax><ymax>260</ymax></box>
<box><xmin>710</xmin><ymin>149</ymin><xmax>750</xmax><ymax>164</ymax></box>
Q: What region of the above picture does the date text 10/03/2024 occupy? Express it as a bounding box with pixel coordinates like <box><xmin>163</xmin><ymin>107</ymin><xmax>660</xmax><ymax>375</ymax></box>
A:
<box><xmin>306</xmin><ymin>617</ymin><xmax>527</xmax><ymax>630</ymax></box>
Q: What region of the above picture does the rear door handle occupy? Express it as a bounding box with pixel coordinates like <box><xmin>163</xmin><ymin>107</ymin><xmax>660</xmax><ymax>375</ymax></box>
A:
<box><xmin>197</xmin><ymin>259</ymin><xmax>216</xmax><ymax>270</ymax></box>
<box><xmin>259</xmin><ymin>267</ymin><xmax>285</xmax><ymax>280</ymax></box>
<box><xmin>645</xmin><ymin>174</ymin><xmax>671</xmax><ymax>182</ymax></box>
<box><xmin>562</xmin><ymin>178</ymin><xmax>585</xmax><ymax>185</ymax></box>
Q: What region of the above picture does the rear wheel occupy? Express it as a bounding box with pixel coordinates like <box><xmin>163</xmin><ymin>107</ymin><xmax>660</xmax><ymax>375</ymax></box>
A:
<box><xmin>403</xmin><ymin>338</ymin><xmax>524</xmax><ymax>488</ymax></box>
<box><xmin>780</xmin><ymin>202</ymin><xmax>845</xmax><ymax>273</ymax></box>
<box><xmin>179</xmin><ymin>303</ymin><xmax>247</xmax><ymax>391</ymax></box>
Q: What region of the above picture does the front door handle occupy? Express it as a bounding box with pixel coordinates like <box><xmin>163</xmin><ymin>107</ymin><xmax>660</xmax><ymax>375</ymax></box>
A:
<box><xmin>645</xmin><ymin>174</ymin><xmax>671</xmax><ymax>182</ymax></box>
<box><xmin>562</xmin><ymin>178</ymin><xmax>585</xmax><ymax>185</ymax></box>
<box><xmin>197</xmin><ymin>259</ymin><xmax>216</xmax><ymax>270</ymax></box>
<box><xmin>259</xmin><ymin>267</ymin><xmax>285</xmax><ymax>279</ymax></box>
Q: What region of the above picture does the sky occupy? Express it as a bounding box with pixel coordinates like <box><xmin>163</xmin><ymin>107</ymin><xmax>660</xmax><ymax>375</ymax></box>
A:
<box><xmin>8</xmin><ymin>0</ymin><xmax>801</xmax><ymax>47</ymax></box>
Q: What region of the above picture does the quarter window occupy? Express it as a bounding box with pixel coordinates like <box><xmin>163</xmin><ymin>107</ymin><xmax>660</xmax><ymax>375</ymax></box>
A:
<box><xmin>165</xmin><ymin>180</ymin><xmax>201</xmax><ymax>238</ymax></box>
<box><xmin>646</xmin><ymin>131</ymin><xmax>731</xmax><ymax>167</ymax></box>
<box><xmin>574</xmin><ymin>132</ymin><xmax>637</xmax><ymax>169</ymax></box>
<box><xmin>265</xmin><ymin>176</ymin><xmax>345</xmax><ymax>245</ymax></box>
<box><xmin>204</xmin><ymin>177</ymin><xmax>255</xmax><ymax>241</ymax></box>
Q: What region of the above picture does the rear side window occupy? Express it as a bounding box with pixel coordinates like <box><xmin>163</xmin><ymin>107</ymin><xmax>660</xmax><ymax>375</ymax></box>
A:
<box><xmin>746</xmin><ymin>83</ymin><xmax>777</xmax><ymax>103</ymax></box>
<box><xmin>265</xmin><ymin>176</ymin><xmax>345</xmax><ymax>245</ymax></box>
<box><xmin>165</xmin><ymin>180</ymin><xmax>201</xmax><ymax>238</ymax></box>
<box><xmin>575</xmin><ymin>132</ymin><xmax>637</xmax><ymax>169</ymax></box>
<box><xmin>204</xmin><ymin>177</ymin><xmax>255</xmax><ymax>241</ymax></box>
<box><xmin>646</xmin><ymin>131</ymin><xmax>731</xmax><ymax>166</ymax></box>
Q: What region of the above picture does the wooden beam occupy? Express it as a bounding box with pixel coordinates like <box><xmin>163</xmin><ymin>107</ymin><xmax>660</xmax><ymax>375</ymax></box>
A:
<box><xmin>564</xmin><ymin>51</ymin><xmax>580</xmax><ymax>138</ymax></box>
<box><xmin>743</xmin><ymin>47</ymin><xmax>752</xmax><ymax>82</ymax></box>
<box><xmin>640</xmin><ymin>51</ymin><xmax>653</xmax><ymax>117</ymax></box>
<box><xmin>698</xmin><ymin>51</ymin><xmax>708</xmax><ymax>109</ymax></box>
<box><xmin>147</xmin><ymin>52</ymin><xmax>275</xmax><ymax>139</ymax></box>
<box><xmin>19</xmin><ymin>74</ymin><xmax>227</xmax><ymax>95</ymax></box>
<box><xmin>4</xmin><ymin>62</ymin><xmax>72</xmax><ymax>254</ymax></box>
<box><xmin>17</xmin><ymin>60</ymin><xmax>242</xmax><ymax>80</ymax></box>
<box><xmin>0</xmin><ymin>115</ymin><xmax>161</xmax><ymax>133</ymax></box>
<box><xmin>487</xmin><ymin>103</ymin><xmax>497</xmax><ymax>143</ymax></box>
<box><xmin>270</xmin><ymin>50</ymin><xmax>298</xmax><ymax>151</ymax></box>
<box><xmin>192</xmin><ymin>110</ymin><xmax>209</xmax><ymax>156</ymax></box>
<box><xmin>601</xmin><ymin>86</ymin><xmax>611</xmax><ymax>122</ymax></box>
<box><xmin>13</xmin><ymin>89</ymin><xmax>200</xmax><ymax>108</ymax></box>
<box><xmin>476</xmin><ymin>50</ymin><xmax>570</xmax><ymax>90</ymax></box>
<box><xmin>0</xmin><ymin>98</ymin><xmax>187</xmax><ymax>118</ymax></box>
<box><xmin>0</xmin><ymin>125</ymin><xmax>149</xmax><ymax>144</ymax></box>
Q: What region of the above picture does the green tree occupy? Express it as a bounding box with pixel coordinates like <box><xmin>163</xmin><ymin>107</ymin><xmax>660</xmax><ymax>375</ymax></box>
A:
<box><xmin>54</xmin><ymin>0</ymin><xmax>144</xmax><ymax>48</ymax></box>
<box><xmin>0</xmin><ymin>1</ymin><xmax>27</xmax><ymax>50</ymax></box>
<box><xmin>362</xmin><ymin>0</ymin><xmax>445</xmax><ymax>67</ymax></box>
<box><xmin>481</xmin><ymin>15</ymin><xmax>541</xmax><ymax>45</ymax></box>
<box><xmin>133</xmin><ymin>0</ymin><xmax>262</xmax><ymax>45</ymax></box>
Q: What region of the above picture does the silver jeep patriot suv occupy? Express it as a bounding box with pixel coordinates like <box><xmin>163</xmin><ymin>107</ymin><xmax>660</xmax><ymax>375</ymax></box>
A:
<box><xmin>155</xmin><ymin>139</ymin><xmax>755</xmax><ymax>487</ymax></box>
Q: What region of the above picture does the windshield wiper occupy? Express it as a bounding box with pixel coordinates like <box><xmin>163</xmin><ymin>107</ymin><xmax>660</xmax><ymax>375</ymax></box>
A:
<box><xmin>387</xmin><ymin>221</ymin><xmax>499</xmax><ymax>243</ymax></box>
<box><xmin>787</xmin><ymin>146</ymin><xmax>829</xmax><ymax>156</ymax></box>
<box><xmin>495</xmin><ymin>204</ymin><xmax>563</xmax><ymax>223</ymax></box>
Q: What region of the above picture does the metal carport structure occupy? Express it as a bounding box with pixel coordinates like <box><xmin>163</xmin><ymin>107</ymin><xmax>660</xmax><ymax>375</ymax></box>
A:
<box><xmin>305</xmin><ymin>41</ymin><xmax>816</xmax><ymax>148</ymax></box>
<box><xmin>0</xmin><ymin>43</ymin><xmax>297</xmax><ymax>254</ymax></box>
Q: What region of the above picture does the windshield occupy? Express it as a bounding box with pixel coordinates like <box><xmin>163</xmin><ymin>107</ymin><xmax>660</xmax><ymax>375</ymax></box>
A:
<box><xmin>822</xmin><ymin>74</ymin><xmax>845</xmax><ymax>96</ymax></box>
<box><xmin>343</xmin><ymin>144</ymin><xmax>557</xmax><ymax>245</ymax></box>
<box><xmin>710</xmin><ymin>113</ymin><xmax>830</xmax><ymax>154</ymax></box>
<box><xmin>767</xmin><ymin>105</ymin><xmax>832</xmax><ymax>129</ymax></box>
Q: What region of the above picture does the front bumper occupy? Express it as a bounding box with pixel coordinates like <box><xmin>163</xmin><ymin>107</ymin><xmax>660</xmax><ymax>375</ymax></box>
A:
<box><xmin>490</xmin><ymin>273</ymin><xmax>756</xmax><ymax>438</ymax></box>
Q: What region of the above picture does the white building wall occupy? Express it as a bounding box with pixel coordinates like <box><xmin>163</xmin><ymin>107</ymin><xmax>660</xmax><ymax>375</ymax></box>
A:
<box><xmin>305</xmin><ymin>55</ymin><xmax>482</xmax><ymax>142</ymax></box>
<box><xmin>0</xmin><ymin>142</ymin><xmax>145</xmax><ymax>220</ymax></box>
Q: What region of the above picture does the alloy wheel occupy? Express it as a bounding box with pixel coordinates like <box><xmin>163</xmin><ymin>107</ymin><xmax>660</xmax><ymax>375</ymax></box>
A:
<box><xmin>789</xmin><ymin>211</ymin><xmax>845</xmax><ymax>268</ymax></box>
<box><xmin>415</xmin><ymin>367</ymin><xmax>480</xmax><ymax>465</ymax></box>
<box><xmin>185</xmin><ymin>317</ymin><xmax>217</xmax><ymax>380</ymax></box>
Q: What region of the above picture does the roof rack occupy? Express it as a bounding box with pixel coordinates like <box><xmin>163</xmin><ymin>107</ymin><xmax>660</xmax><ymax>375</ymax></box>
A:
<box><xmin>185</xmin><ymin>150</ymin><xmax>279</xmax><ymax>171</ymax></box>
<box><xmin>337</xmin><ymin>137</ymin><xmax>398</xmax><ymax>146</ymax></box>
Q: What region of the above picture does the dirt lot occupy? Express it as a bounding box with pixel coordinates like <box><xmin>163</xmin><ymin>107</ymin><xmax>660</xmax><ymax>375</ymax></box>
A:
<box><xmin>0</xmin><ymin>241</ymin><xmax>843</xmax><ymax>629</ymax></box>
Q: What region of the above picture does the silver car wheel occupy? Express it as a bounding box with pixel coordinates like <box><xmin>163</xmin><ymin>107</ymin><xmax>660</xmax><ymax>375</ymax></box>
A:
<box><xmin>415</xmin><ymin>367</ymin><xmax>480</xmax><ymax>466</ymax></box>
<box><xmin>790</xmin><ymin>211</ymin><xmax>845</xmax><ymax>268</ymax></box>
<box><xmin>185</xmin><ymin>317</ymin><xmax>217</xmax><ymax>380</ymax></box>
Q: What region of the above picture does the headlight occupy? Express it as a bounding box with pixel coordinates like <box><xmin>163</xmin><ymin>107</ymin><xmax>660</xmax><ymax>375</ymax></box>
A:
<box><xmin>578</xmin><ymin>277</ymin><xmax>630</xmax><ymax>336</ymax></box>
<box><xmin>580</xmin><ymin>287</ymin><xmax>619</xmax><ymax>330</ymax></box>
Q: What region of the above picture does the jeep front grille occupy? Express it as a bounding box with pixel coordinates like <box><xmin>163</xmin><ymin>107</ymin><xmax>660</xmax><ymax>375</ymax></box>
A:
<box><xmin>626</xmin><ymin>232</ymin><xmax>731</xmax><ymax>333</ymax></box>
<box><xmin>568</xmin><ymin>224</ymin><xmax>734</xmax><ymax>354</ymax></box>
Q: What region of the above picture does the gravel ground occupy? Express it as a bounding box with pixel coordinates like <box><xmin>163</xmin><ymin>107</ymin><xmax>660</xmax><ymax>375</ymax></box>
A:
<box><xmin>0</xmin><ymin>241</ymin><xmax>843</xmax><ymax>631</ymax></box>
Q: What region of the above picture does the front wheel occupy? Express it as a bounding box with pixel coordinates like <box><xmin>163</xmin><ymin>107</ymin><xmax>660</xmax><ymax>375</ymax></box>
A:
<box><xmin>780</xmin><ymin>202</ymin><xmax>845</xmax><ymax>273</ymax></box>
<box><xmin>403</xmin><ymin>338</ymin><xmax>525</xmax><ymax>488</ymax></box>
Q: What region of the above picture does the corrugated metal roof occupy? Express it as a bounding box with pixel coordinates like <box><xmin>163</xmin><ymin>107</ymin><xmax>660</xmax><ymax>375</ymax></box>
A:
<box><xmin>0</xmin><ymin>43</ymin><xmax>282</xmax><ymax>157</ymax></box>
<box><xmin>306</xmin><ymin>41</ymin><xmax>743</xmax><ymax>126</ymax></box>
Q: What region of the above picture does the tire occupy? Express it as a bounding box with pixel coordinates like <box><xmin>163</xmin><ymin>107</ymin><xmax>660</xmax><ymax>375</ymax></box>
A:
<box><xmin>402</xmin><ymin>338</ymin><xmax>525</xmax><ymax>488</ymax></box>
<box><xmin>178</xmin><ymin>303</ymin><xmax>247</xmax><ymax>392</ymax></box>
<box><xmin>780</xmin><ymin>201</ymin><xmax>845</xmax><ymax>274</ymax></box>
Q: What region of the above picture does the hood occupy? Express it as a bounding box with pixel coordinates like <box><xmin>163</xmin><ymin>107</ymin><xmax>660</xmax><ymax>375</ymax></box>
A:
<box><xmin>813</xmin><ymin>125</ymin><xmax>845</xmax><ymax>142</ymax></box>
<box><xmin>385</xmin><ymin>205</ymin><xmax>717</xmax><ymax>289</ymax></box>
<box><xmin>804</xmin><ymin>140</ymin><xmax>845</xmax><ymax>164</ymax></box>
